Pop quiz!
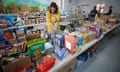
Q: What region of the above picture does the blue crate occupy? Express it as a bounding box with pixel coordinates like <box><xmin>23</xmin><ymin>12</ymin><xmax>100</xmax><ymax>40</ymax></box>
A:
<box><xmin>77</xmin><ymin>51</ymin><xmax>88</xmax><ymax>62</ymax></box>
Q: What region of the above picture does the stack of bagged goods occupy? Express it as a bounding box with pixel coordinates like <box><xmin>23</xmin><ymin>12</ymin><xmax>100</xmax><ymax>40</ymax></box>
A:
<box><xmin>9</xmin><ymin>4</ymin><xmax>20</xmax><ymax>14</ymax></box>
<box><xmin>0</xmin><ymin>3</ymin><xmax>5</xmax><ymax>13</ymax></box>
<box><xmin>20</xmin><ymin>5</ymin><xmax>31</xmax><ymax>12</ymax></box>
<box><xmin>0</xmin><ymin>18</ymin><xmax>8</xmax><ymax>29</ymax></box>
<box><xmin>31</xmin><ymin>7</ymin><xmax>39</xmax><ymax>13</ymax></box>
<box><xmin>0</xmin><ymin>14</ymin><xmax>17</xmax><ymax>29</ymax></box>
<box><xmin>16</xmin><ymin>28</ymin><xmax>26</xmax><ymax>43</ymax></box>
<box><xmin>22</xmin><ymin>12</ymin><xmax>32</xmax><ymax>25</ymax></box>
<box><xmin>0</xmin><ymin>31</ymin><xmax>6</xmax><ymax>48</ymax></box>
<box><xmin>26</xmin><ymin>29</ymin><xmax>41</xmax><ymax>41</ymax></box>
<box><xmin>15</xmin><ymin>28</ymin><xmax>27</xmax><ymax>53</ymax></box>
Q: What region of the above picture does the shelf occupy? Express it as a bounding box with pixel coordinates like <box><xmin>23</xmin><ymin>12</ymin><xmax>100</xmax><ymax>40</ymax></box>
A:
<box><xmin>49</xmin><ymin>23</ymin><xmax>120</xmax><ymax>72</ymax></box>
<box><xmin>0</xmin><ymin>22</ymin><xmax>71</xmax><ymax>31</ymax></box>
<box><xmin>0</xmin><ymin>23</ymin><xmax>45</xmax><ymax>31</ymax></box>
<box><xmin>60</xmin><ymin>22</ymin><xmax>71</xmax><ymax>26</ymax></box>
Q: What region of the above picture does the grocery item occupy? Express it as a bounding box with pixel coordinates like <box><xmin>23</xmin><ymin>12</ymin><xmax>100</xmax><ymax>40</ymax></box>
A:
<box><xmin>89</xmin><ymin>25</ymin><xmax>96</xmax><ymax>32</ymax></box>
<box><xmin>65</xmin><ymin>35</ymin><xmax>76</xmax><ymax>54</ymax></box>
<box><xmin>55</xmin><ymin>35</ymin><xmax>64</xmax><ymax>49</ymax></box>
<box><xmin>102</xmin><ymin>26</ymin><xmax>108</xmax><ymax>32</ymax></box>
<box><xmin>27</xmin><ymin>38</ymin><xmax>45</xmax><ymax>62</ymax></box>
<box><xmin>82</xmin><ymin>33</ymin><xmax>89</xmax><ymax>44</ymax></box>
<box><xmin>21</xmin><ymin>43</ymin><xmax>27</xmax><ymax>53</ymax></box>
<box><xmin>77</xmin><ymin>51</ymin><xmax>88</xmax><ymax>62</ymax></box>
<box><xmin>89</xmin><ymin>25</ymin><xmax>102</xmax><ymax>38</ymax></box>
<box><xmin>54</xmin><ymin>48</ymin><xmax>68</xmax><ymax>60</ymax></box>
<box><xmin>88</xmin><ymin>47</ymin><xmax>96</xmax><ymax>57</ymax></box>
<box><xmin>88</xmin><ymin>31</ymin><xmax>96</xmax><ymax>42</ymax></box>
<box><xmin>3</xmin><ymin>31</ymin><xmax>14</xmax><ymax>40</ymax></box>
<box><xmin>76</xmin><ymin>33</ymin><xmax>83</xmax><ymax>46</ymax></box>
<box><xmin>26</xmin><ymin>33</ymin><xmax>40</xmax><ymax>41</ymax></box>
<box><xmin>96</xmin><ymin>27</ymin><xmax>102</xmax><ymax>38</ymax></box>
<box><xmin>108</xmin><ymin>18</ymin><xmax>116</xmax><ymax>26</ymax></box>
<box><xmin>36</xmin><ymin>54</ymin><xmax>56</xmax><ymax>72</ymax></box>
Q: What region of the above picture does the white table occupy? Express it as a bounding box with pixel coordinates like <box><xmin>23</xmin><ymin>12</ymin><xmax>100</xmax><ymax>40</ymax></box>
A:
<box><xmin>49</xmin><ymin>23</ymin><xmax>120</xmax><ymax>72</ymax></box>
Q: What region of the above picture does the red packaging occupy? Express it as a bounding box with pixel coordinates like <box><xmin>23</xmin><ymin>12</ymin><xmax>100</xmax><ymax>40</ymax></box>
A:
<box><xmin>36</xmin><ymin>58</ymin><xmax>56</xmax><ymax>72</ymax></box>
<box><xmin>108</xmin><ymin>19</ymin><xmax>116</xmax><ymax>26</ymax></box>
<box><xmin>3</xmin><ymin>31</ymin><xmax>14</xmax><ymax>40</ymax></box>
<box><xmin>65</xmin><ymin>35</ymin><xmax>76</xmax><ymax>54</ymax></box>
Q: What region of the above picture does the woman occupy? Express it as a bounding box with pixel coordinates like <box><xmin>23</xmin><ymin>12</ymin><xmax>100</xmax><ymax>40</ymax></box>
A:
<box><xmin>46</xmin><ymin>2</ymin><xmax>61</xmax><ymax>32</ymax></box>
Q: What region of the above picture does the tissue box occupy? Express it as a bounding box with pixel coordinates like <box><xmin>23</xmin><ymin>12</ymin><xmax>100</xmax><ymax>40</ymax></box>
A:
<box><xmin>65</xmin><ymin>35</ymin><xmax>76</xmax><ymax>54</ymax></box>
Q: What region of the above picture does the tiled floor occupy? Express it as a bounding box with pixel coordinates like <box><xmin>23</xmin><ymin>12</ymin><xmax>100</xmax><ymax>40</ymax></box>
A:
<box><xmin>75</xmin><ymin>33</ymin><xmax>120</xmax><ymax>72</ymax></box>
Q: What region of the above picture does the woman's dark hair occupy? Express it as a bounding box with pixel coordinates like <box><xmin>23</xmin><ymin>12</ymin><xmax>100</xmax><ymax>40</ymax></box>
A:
<box><xmin>49</xmin><ymin>2</ymin><xmax>58</xmax><ymax>14</ymax></box>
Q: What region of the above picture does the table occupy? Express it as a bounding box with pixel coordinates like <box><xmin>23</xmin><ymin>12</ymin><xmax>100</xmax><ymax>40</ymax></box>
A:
<box><xmin>49</xmin><ymin>23</ymin><xmax>120</xmax><ymax>72</ymax></box>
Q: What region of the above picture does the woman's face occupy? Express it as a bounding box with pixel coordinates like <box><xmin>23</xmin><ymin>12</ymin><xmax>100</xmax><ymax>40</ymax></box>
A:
<box><xmin>50</xmin><ymin>7</ymin><xmax>56</xmax><ymax>13</ymax></box>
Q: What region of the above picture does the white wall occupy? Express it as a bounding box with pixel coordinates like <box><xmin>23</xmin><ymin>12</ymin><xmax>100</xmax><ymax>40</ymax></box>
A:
<box><xmin>64</xmin><ymin>0</ymin><xmax>77</xmax><ymax>12</ymax></box>
<box><xmin>64</xmin><ymin>0</ymin><xmax>120</xmax><ymax>14</ymax></box>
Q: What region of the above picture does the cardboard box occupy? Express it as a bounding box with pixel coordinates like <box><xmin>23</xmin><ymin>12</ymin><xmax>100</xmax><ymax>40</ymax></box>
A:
<box><xmin>65</xmin><ymin>35</ymin><xmax>76</xmax><ymax>54</ymax></box>
<box><xmin>2</xmin><ymin>56</ymin><xmax>32</xmax><ymax>72</ymax></box>
<box><xmin>102</xmin><ymin>26</ymin><xmax>108</xmax><ymax>32</ymax></box>
<box><xmin>57</xmin><ymin>58</ymin><xmax>77</xmax><ymax>72</ymax></box>
<box><xmin>82</xmin><ymin>33</ymin><xmax>89</xmax><ymax>44</ymax></box>
<box><xmin>108</xmin><ymin>18</ymin><xmax>117</xmax><ymax>26</ymax></box>
<box><xmin>88</xmin><ymin>31</ymin><xmax>96</xmax><ymax>42</ymax></box>
<box><xmin>27</xmin><ymin>38</ymin><xmax>45</xmax><ymax>61</ymax></box>
<box><xmin>26</xmin><ymin>33</ymin><xmax>41</xmax><ymax>41</ymax></box>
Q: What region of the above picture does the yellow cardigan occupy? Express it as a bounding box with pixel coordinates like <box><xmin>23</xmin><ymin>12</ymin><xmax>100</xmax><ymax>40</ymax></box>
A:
<box><xmin>46</xmin><ymin>11</ymin><xmax>61</xmax><ymax>32</ymax></box>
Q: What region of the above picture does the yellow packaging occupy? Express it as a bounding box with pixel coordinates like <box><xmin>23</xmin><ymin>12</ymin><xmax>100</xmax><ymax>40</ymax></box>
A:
<box><xmin>102</xmin><ymin>26</ymin><xmax>108</xmax><ymax>32</ymax></box>
<box><xmin>82</xmin><ymin>33</ymin><xmax>89</xmax><ymax>44</ymax></box>
<box><xmin>76</xmin><ymin>32</ymin><xmax>89</xmax><ymax>44</ymax></box>
<box><xmin>88</xmin><ymin>31</ymin><xmax>96</xmax><ymax>42</ymax></box>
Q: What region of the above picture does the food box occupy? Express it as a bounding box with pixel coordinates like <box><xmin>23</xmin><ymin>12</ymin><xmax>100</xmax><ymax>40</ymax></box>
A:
<box><xmin>65</xmin><ymin>35</ymin><xmax>76</xmax><ymax>54</ymax></box>
<box><xmin>27</xmin><ymin>38</ymin><xmax>45</xmax><ymax>62</ymax></box>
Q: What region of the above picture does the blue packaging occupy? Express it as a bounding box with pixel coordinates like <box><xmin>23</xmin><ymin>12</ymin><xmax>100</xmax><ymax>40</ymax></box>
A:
<box><xmin>0</xmin><ymin>14</ymin><xmax>17</xmax><ymax>27</ymax></box>
<box><xmin>96</xmin><ymin>27</ymin><xmax>103</xmax><ymax>38</ymax></box>
<box><xmin>55</xmin><ymin>35</ymin><xmax>64</xmax><ymax>49</ymax></box>
<box><xmin>77</xmin><ymin>51</ymin><xmax>88</xmax><ymax>62</ymax></box>
<box><xmin>54</xmin><ymin>48</ymin><xmax>68</xmax><ymax>60</ymax></box>
<box><xmin>76</xmin><ymin>34</ymin><xmax>83</xmax><ymax>46</ymax></box>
